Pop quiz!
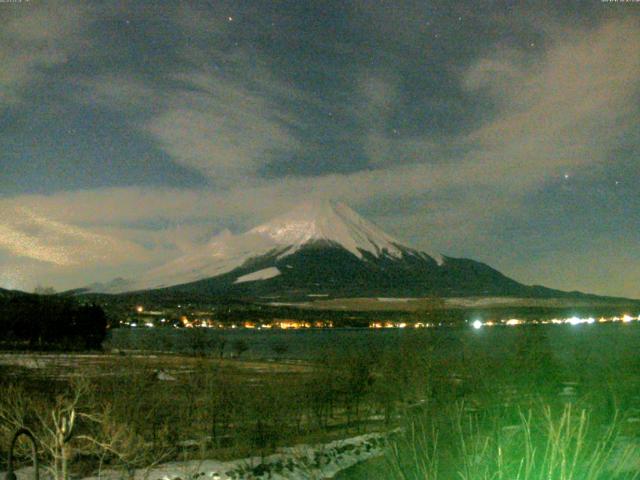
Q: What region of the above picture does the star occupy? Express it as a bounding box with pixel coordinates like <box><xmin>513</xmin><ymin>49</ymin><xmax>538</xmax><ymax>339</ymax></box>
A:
<box><xmin>563</xmin><ymin>173</ymin><xmax>570</xmax><ymax>179</ymax></box>
<box><xmin>228</xmin><ymin>16</ymin><xmax>233</xmax><ymax>22</ymax></box>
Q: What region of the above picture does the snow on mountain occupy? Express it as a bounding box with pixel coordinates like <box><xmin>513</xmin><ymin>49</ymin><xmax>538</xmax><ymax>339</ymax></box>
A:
<box><xmin>93</xmin><ymin>200</ymin><xmax>443</xmax><ymax>293</ymax></box>
<box><xmin>249</xmin><ymin>200</ymin><xmax>405</xmax><ymax>259</ymax></box>
<box><xmin>234</xmin><ymin>267</ymin><xmax>281</xmax><ymax>284</ymax></box>
<box><xmin>133</xmin><ymin>229</ymin><xmax>286</xmax><ymax>290</ymax></box>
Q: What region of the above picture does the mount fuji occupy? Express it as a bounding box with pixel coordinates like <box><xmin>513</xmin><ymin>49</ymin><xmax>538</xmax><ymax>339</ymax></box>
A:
<box><xmin>88</xmin><ymin>201</ymin><xmax>592</xmax><ymax>300</ymax></box>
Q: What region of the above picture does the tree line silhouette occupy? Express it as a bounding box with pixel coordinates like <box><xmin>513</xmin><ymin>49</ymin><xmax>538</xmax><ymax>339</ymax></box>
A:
<box><xmin>0</xmin><ymin>293</ymin><xmax>107</xmax><ymax>350</ymax></box>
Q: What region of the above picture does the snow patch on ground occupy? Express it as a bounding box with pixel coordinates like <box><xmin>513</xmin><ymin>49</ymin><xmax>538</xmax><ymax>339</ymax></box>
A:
<box><xmin>77</xmin><ymin>432</ymin><xmax>389</xmax><ymax>480</ymax></box>
<box><xmin>444</xmin><ymin>297</ymin><xmax>531</xmax><ymax>307</ymax></box>
<box><xmin>267</xmin><ymin>302</ymin><xmax>312</xmax><ymax>307</ymax></box>
<box><xmin>234</xmin><ymin>267</ymin><xmax>281</xmax><ymax>284</ymax></box>
<box><xmin>376</xmin><ymin>297</ymin><xmax>416</xmax><ymax>303</ymax></box>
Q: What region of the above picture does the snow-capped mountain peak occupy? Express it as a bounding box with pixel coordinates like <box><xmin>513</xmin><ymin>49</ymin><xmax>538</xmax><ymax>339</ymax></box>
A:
<box><xmin>248</xmin><ymin>200</ymin><xmax>404</xmax><ymax>259</ymax></box>
<box><xmin>81</xmin><ymin>201</ymin><xmax>601</xmax><ymax>301</ymax></box>
<box><xmin>89</xmin><ymin>200</ymin><xmax>444</xmax><ymax>293</ymax></box>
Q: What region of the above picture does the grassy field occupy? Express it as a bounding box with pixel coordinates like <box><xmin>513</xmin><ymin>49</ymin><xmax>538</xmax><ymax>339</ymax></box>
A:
<box><xmin>3</xmin><ymin>324</ymin><xmax>640</xmax><ymax>479</ymax></box>
<box><xmin>0</xmin><ymin>347</ymin><xmax>409</xmax><ymax>479</ymax></box>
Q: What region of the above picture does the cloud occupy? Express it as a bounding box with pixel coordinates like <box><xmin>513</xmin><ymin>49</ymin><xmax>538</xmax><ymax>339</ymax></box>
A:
<box><xmin>351</xmin><ymin>18</ymin><xmax>640</xmax><ymax>229</ymax></box>
<box><xmin>77</xmin><ymin>66</ymin><xmax>302</xmax><ymax>188</ymax></box>
<box><xmin>0</xmin><ymin>2</ymin><xmax>87</xmax><ymax>106</ymax></box>
<box><xmin>460</xmin><ymin>19</ymin><xmax>640</xmax><ymax>189</ymax></box>
<box><xmin>0</xmin><ymin>206</ymin><xmax>148</xmax><ymax>267</ymax></box>
<box><xmin>145</xmin><ymin>69</ymin><xmax>300</xmax><ymax>182</ymax></box>
<box><xmin>75</xmin><ymin>74</ymin><xmax>158</xmax><ymax>114</ymax></box>
<box><xmin>74</xmin><ymin>4</ymin><xmax>304</xmax><ymax>186</ymax></box>
<box><xmin>4</xmin><ymin>12</ymin><xmax>639</xmax><ymax>245</ymax></box>
<box><xmin>5</xmin><ymin>17</ymin><xmax>640</xmax><ymax>239</ymax></box>
<box><xmin>1</xmin><ymin>12</ymin><xmax>639</xmax><ymax>296</ymax></box>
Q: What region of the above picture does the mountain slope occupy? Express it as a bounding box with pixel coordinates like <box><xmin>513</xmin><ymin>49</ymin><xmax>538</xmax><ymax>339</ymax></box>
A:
<box><xmin>80</xmin><ymin>200</ymin><xmax>589</xmax><ymax>301</ymax></box>
<box><xmin>87</xmin><ymin>200</ymin><xmax>626</xmax><ymax>302</ymax></box>
<box><xmin>159</xmin><ymin>244</ymin><xmax>503</xmax><ymax>297</ymax></box>
<box><xmin>157</xmin><ymin>242</ymin><xmax>581</xmax><ymax>300</ymax></box>
<box><xmin>0</xmin><ymin>288</ymin><xmax>30</xmax><ymax>299</ymax></box>
<box><xmin>113</xmin><ymin>200</ymin><xmax>444</xmax><ymax>293</ymax></box>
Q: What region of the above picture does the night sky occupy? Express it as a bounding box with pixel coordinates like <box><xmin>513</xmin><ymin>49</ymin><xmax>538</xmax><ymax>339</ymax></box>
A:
<box><xmin>1</xmin><ymin>1</ymin><xmax>639</xmax><ymax>297</ymax></box>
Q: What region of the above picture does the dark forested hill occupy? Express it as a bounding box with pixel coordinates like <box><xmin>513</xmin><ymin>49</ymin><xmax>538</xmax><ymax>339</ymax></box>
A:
<box><xmin>0</xmin><ymin>291</ymin><xmax>107</xmax><ymax>350</ymax></box>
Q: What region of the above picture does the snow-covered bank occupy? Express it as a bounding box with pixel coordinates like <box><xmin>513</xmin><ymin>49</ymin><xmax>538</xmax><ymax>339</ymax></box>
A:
<box><xmin>5</xmin><ymin>432</ymin><xmax>389</xmax><ymax>480</ymax></box>
<box><xmin>94</xmin><ymin>432</ymin><xmax>386</xmax><ymax>480</ymax></box>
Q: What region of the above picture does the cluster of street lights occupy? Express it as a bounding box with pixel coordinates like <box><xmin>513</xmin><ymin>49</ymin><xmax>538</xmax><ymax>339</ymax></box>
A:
<box><xmin>472</xmin><ymin>314</ymin><xmax>640</xmax><ymax>330</ymax></box>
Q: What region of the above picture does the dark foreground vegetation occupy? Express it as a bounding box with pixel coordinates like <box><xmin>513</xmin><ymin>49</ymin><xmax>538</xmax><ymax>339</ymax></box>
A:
<box><xmin>0</xmin><ymin>348</ymin><xmax>406</xmax><ymax>479</ymax></box>
<box><xmin>340</xmin><ymin>325</ymin><xmax>640</xmax><ymax>479</ymax></box>
<box><xmin>2</xmin><ymin>325</ymin><xmax>640</xmax><ymax>479</ymax></box>
<box><xmin>0</xmin><ymin>293</ymin><xmax>107</xmax><ymax>350</ymax></box>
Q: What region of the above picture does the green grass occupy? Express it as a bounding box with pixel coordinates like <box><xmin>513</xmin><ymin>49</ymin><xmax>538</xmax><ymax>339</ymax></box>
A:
<box><xmin>386</xmin><ymin>402</ymin><xmax>640</xmax><ymax>480</ymax></box>
<box><xmin>4</xmin><ymin>325</ymin><xmax>640</xmax><ymax>479</ymax></box>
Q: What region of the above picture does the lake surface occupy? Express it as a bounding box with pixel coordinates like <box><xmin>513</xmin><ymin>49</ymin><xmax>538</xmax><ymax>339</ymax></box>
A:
<box><xmin>106</xmin><ymin>322</ymin><xmax>640</xmax><ymax>365</ymax></box>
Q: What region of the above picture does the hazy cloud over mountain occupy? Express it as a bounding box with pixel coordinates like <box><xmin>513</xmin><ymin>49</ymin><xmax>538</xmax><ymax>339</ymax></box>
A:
<box><xmin>1</xmin><ymin>1</ymin><xmax>639</xmax><ymax>297</ymax></box>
